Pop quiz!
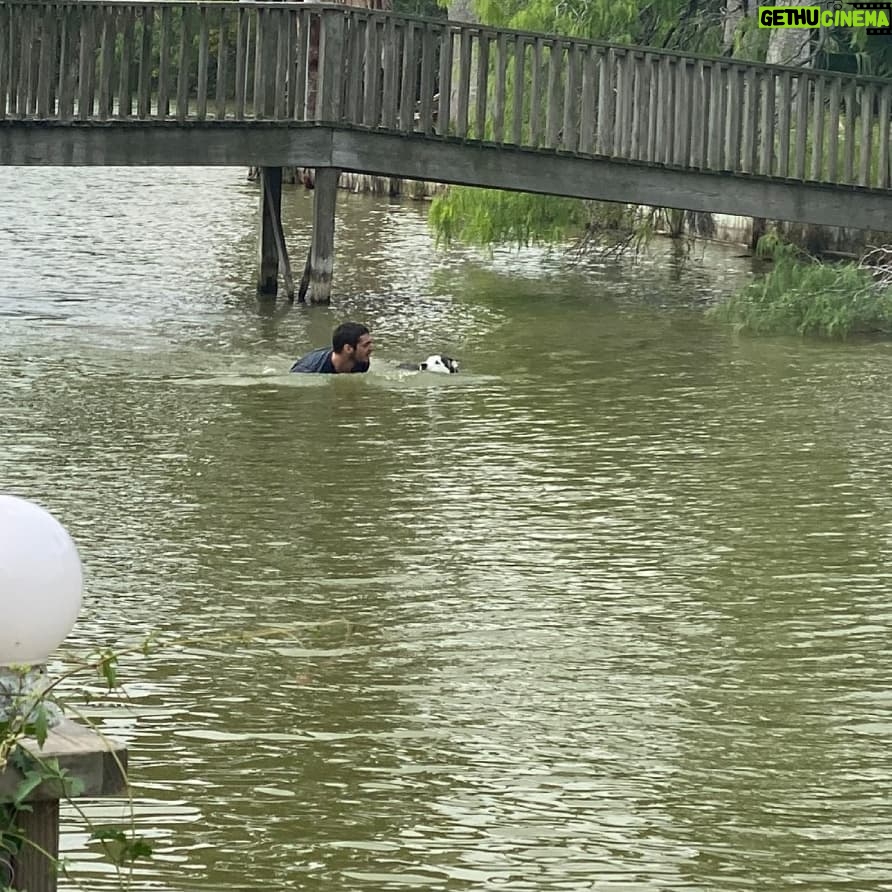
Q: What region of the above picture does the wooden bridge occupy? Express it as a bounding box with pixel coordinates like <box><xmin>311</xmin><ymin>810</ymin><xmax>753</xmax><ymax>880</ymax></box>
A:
<box><xmin>1</xmin><ymin>0</ymin><xmax>891</xmax><ymax>301</ymax></box>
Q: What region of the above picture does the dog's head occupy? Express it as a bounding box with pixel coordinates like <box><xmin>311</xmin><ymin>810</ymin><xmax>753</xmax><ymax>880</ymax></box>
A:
<box><xmin>420</xmin><ymin>354</ymin><xmax>459</xmax><ymax>374</ymax></box>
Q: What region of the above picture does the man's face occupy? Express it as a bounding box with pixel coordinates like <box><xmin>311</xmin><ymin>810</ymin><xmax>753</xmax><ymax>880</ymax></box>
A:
<box><xmin>352</xmin><ymin>334</ymin><xmax>373</xmax><ymax>364</ymax></box>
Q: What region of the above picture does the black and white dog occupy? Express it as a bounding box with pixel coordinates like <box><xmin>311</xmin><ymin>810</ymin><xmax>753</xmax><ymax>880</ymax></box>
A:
<box><xmin>398</xmin><ymin>354</ymin><xmax>460</xmax><ymax>374</ymax></box>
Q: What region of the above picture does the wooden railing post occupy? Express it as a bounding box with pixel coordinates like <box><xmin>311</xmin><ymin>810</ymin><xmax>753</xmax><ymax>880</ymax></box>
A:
<box><xmin>316</xmin><ymin>8</ymin><xmax>344</xmax><ymax>123</ymax></box>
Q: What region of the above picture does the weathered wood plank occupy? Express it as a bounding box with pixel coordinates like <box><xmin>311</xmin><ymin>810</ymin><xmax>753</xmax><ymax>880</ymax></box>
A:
<box><xmin>454</xmin><ymin>26</ymin><xmax>471</xmax><ymax>138</ymax></box>
<box><xmin>7</xmin><ymin>2</ymin><xmax>21</xmax><ymax>117</ymax></box>
<box><xmin>741</xmin><ymin>66</ymin><xmax>757</xmax><ymax>174</ymax></box>
<box><xmin>137</xmin><ymin>4</ymin><xmax>152</xmax><ymax>119</ymax></box>
<box><xmin>674</xmin><ymin>57</ymin><xmax>688</xmax><ymax>165</ymax></box>
<box><xmin>617</xmin><ymin>50</ymin><xmax>633</xmax><ymax>158</ymax></box>
<box><xmin>28</xmin><ymin>5</ymin><xmax>41</xmax><ymax>115</ymax></box>
<box><xmin>612</xmin><ymin>49</ymin><xmax>626</xmax><ymax>157</ymax></box>
<box><xmin>859</xmin><ymin>83</ymin><xmax>874</xmax><ymax>187</ymax></box>
<box><xmin>17</xmin><ymin>4</ymin><xmax>33</xmax><ymax>117</ymax></box>
<box><xmin>196</xmin><ymin>6</ymin><xmax>209</xmax><ymax>120</ymax></box>
<box><xmin>545</xmin><ymin>39</ymin><xmax>562</xmax><ymax>149</ymax></box>
<box><xmin>843</xmin><ymin>79</ymin><xmax>856</xmax><ymax>183</ymax></box>
<box><xmin>629</xmin><ymin>51</ymin><xmax>642</xmax><ymax>160</ymax></box>
<box><xmin>509</xmin><ymin>35</ymin><xmax>524</xmax><ymax>145</ymax></box>
<box><xmin>659</xmin><ymin>54</ymin><xmax>673</xmax><ymax>164</ymax></box>
<box><xmin>381</xmin><ymin>14</ymin><xmax>398</xmax><ymax>129</ymax></box>
<box><xmin>36</xmin><ymin>4</ymin><xmax>56</xmax><ymax>118</ymax></box>
<box><xmin>252</xmin><ymin>7</ymin><xmax>265</xmax><ymax>118</ymax></box>
<box><xmin>317</xmin><ymin>8</ymin><xmax>344</xmax><ymax>123</ymax></box>
<box><xmin>492</xmin><ymin>32</ymin><xmax>507</xmax><ymax>143</ymax></box>
<box><xmin>117</xmin><ymin>7</ymin><xmax>134</xmax><ymax>118</ymax></box>
<box><xmin>76</xmin><ymin>5</ymin><xmax>95</xmax><ymax>119</ymax></box>
<box><xmin>596</xmin><ymin>47</ymin><xmax>612</xmax><ymax>155</ymax></box>
<box><xmin>435</xmin><ymin>23</ymin><xmax>451</xmax><ymax>136</ymax></box>
<box><xmin>826</xmin><ymin>76</ymin><xmax>840</xmax><ymax>181</ymax></box>
<box><xmin>722</xmin><ymin>64</ymin><xmax>743</xmax><ymax>171</ymax></box>
<box><xmin>716</xmin><ymin>63</ymin><xmax>730</xmax><ymax>170</ymax></box>
<box><xmin>0</xmin><ymin>5</ymin><xmax>13</xmax><ymax>121</ymax></box>
<box><xmin>60</xmin><ymin>6</ymin><xmax>79</xmax><ymax>121</ymax></box>
<box><xmin>398</xmin><ymin>21</ymin><xmax>416</xmax><ymax>132</ymax></box>
<box><xmin>635</xmin><ymin>53</ymin><xmax>652</xmax><ymax>162</ymax></box>
<box><xmin>363</xmin><ymin>13</ymin><xmax>382</xmax><ymax>127</ymax></box>
<box><xmin>214</xmin><ymin>7</ymin><xmax>227</xmax><ymax>119</ymax></box>
<box><xmin>176</xmin><ymin>4</ymin><xmax>191</xmax><ymax>121</ymax></box>
<box><xmin>689</xmin><ymin>60</ymin><xmax>703</xmax><ymax>168</ymax></box>
<box><xmin>794</xmin><ymin>73</ymin><xmax>808</xmax><ymax>179</ymax></box>
<box><xmin>777</xmin><ymin>71</ymin><xmax>791</xmax><ymax>177</ymax></box>
<box><xmin>418</xmin><ymin>23</ymin><xmax>436</xmax><ymax>134</ymax></box>
<box><xmin>98</xmin><ymin>6</ymin><xmax>115</xmax><ymax>121</ymax></box>
<box><xmin>759</xmin><ymin>70</ymin><xmax>775</xmax><ymax>176</ymax></box>
<box><xmin>878</xmin><ymin>85</ymin><xmax>891</xmax><ymax>189</ymax></box>
<box><xmin>473</xmin><ymin>30</ymin><xmax>489</xmax><ymax>140</ymax></box>
<box><xmin>0</xmin><ymin>4</ymin><xmax>8</xmax><ymax>120</ymax></box>
<box><xmin>157</xmin><ymin>4</ymin><xmax>171</xmax><ymax>117</ymax></box>
<box><xmin>810</xmin><ymin>74</ymin><xmax>824</xmax><ymax>180</ymax></box>
<box><xmin>293</xmin><ymin>7</ymin><xmax>309</xmax><ymax>120</ymax></box>
<box><xmin>646</xmin><ymin>53</ymin><xmax>659</xmax><ymax>163</ymax></box>
<box><xmin>652</xmin><ymin>52</ymin><xmax>667</xmax><ymax>164</ymax></box>
<box><xmin>561</xmin><ymin>42</ymin><xmax>579</xmax><ymax>152</ymax></box>
<box><xmin>273</xmin><ymin>8</ymin><xmax>289</xmax><ymax>120</ymax></box>
<box><xmin>234</xmin><ymin>5</ymin><xmax>248</xmax><ymax>118</ymax></box>
<box><xmin>579</xmin><ymin>45</ymin><xmax>595</xmax><ymax>155</ymax></box>
<box><xmin>707</xmin><ymin>62</ymin><xmax>721</xmax><ymax>169</ymax></box>
<box><xmin>343</xmin><ymin>12</ymin><xmax>363</xmax><ymax>125</ymax></box>
<box><xmin>529</xmin><ymin>36</ymin><xmax>542</xmax><ymax>147</ymax></box>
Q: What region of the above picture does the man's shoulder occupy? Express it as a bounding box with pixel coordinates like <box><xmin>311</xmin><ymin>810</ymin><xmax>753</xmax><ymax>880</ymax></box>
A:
<box><xmin>290</xmin><ymin>347</ymin><xmax>334</xmax><ymax>373</ymax></box>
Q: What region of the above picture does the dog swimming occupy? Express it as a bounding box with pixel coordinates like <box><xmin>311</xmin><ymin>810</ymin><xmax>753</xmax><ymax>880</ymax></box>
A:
<box><xmin>397</xmin><ymin>354</ymin><xmax>460</xmax><ymax>374</ymax></box>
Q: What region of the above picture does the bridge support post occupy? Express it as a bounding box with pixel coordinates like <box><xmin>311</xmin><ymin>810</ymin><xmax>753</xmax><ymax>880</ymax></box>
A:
<box><xmin>257</xmin><ymin>166</ymin><xmax>283</xmax><ymax>298</ymax></box>
<box><xmin>306</xmin><ymin>167</ymin><xmax>340</xmax><ymax>305</ymax></box>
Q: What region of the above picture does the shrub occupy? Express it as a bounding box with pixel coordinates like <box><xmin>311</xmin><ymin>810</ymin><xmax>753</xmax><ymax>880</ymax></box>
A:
<box><xmin>708</xmin><ymin>240</ymin><xmax>892</xmax><ymax>338</ymax></box>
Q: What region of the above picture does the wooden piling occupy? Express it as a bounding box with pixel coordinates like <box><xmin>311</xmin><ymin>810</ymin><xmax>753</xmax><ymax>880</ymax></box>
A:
<box><xmin>307</xmin><ymin>167</ymin><xmax>339</xmax><ymax>305</ymax></box>
<box><xmin>257</xmin><ymin>166</ymin><xmax>283</xmax><ymax>297</ymax></box>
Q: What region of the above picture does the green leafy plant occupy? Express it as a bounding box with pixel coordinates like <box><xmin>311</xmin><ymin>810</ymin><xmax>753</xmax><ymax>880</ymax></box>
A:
<box><xmin>0</xmin><ymin>650</ymin><xmax>154</xmax><ymax>892</ymax></box>
<box><xmin>708</xmin><ymin>236</ymin><xmax>892</xmax><ymax>338</ymax></box>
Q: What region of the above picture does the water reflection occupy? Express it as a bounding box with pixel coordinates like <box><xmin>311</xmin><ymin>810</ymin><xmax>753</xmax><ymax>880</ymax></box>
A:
<box><xmin>1</xmin><ymin>168</ymin><xmax>891</xmax><ymax>891</ymax></box>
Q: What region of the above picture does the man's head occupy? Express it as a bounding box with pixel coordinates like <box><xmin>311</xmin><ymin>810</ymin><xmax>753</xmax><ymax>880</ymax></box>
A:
<box><xmin>332</xmin><ymin>322</ymin><xmax>373</xmax><ymax>368</ymax></box>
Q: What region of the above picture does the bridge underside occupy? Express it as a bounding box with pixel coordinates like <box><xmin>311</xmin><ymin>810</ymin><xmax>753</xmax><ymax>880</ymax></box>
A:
<box><xmin>2</xmin><ymin>122</ymin><xmax>889</xmax><ymax>232</ymax></box>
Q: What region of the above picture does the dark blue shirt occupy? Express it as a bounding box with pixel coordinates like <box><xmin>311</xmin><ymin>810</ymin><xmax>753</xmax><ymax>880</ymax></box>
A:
<box><xmin>290</xmin><ymin>347</ymin><xmax>369</xmax><ymax>374</ymax></box>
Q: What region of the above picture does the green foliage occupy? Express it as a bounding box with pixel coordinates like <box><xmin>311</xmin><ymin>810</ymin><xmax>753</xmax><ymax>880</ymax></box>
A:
<box><xmin>729</xmin><ymin>14</ymin><xmax>770</xmax><ymax>62</ymax></box>
<box><xmin>708</xmin><ymin>239</ymin><xmax>892</xmax><ymax>339</ymax></box>
<box><xmin>471</xmin><ymin>0</ymin><xmax>723</xmax><ymax>53</ymax></box>
<box><xmin>0</xmin><ymin>655</ymin><xmax>150</xmax><ymax>892</ymax></box>
<box><xmin>91</xmin><ymin>827</ymin><xmax>154</xmax><ymax>868</ymax></box>
<box><xmin>395</xmin><ymin>0</ymin><xmax>447</xmax><ymax>18</ymax></box>
<box><xmin>429</xmin><ymin>187</ymin><xmax>590</xmax><ymax>246</ymax></box>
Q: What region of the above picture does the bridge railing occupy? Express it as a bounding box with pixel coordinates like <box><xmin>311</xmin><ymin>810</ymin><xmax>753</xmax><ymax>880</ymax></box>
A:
<box><xmin>2</xmin><ymin>0</ymin><xmax>891</xmax><ymax>190</ymax></box>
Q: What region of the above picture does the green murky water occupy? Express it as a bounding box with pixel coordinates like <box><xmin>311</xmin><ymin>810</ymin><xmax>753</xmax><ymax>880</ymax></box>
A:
<box><xmin>1</xmin><ymin>168</ymin><xmax>890</xmax><ymax>891</ymax></box>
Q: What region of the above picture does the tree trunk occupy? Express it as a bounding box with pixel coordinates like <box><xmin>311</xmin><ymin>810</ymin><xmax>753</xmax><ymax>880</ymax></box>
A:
<box><xmin>723</xmin><ymin>0</ymin><xmax>749</xmax><ymax>52</ymax></box>
<box><xmin>766</xmin><ymin>0</ymin><xmax>813</xmax><ymax>65</ymax></box>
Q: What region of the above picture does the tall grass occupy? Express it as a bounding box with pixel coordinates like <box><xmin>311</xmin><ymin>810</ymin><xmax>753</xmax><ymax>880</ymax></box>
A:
<box><xmin>708</xmin><ymin>239</ymin><xmax>892</xmax><ymax>338</ymax></box>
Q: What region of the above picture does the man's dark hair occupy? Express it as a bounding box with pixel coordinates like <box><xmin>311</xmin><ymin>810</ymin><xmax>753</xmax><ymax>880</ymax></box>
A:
<box><xmin>332</xmin><ymin>322</ymin><xmax>369</xmax><ymax>353</ymax></box>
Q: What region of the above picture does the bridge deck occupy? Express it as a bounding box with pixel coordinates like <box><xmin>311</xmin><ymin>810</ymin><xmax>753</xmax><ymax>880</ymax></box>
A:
<box><xmin>1</xmin><ymin>0</ymin><xmax>890</xmax><ymax>229</ymax></box>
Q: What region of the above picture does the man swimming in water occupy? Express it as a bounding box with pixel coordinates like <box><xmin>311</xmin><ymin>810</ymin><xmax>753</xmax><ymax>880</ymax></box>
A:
<box><xmin>290</xmin><ymin>322</ymin><xmax>373</xmax><ymax>374</ymax></box>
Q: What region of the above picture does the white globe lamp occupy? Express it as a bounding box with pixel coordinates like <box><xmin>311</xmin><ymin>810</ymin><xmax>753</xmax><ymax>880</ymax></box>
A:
<box><xmin>0</xmin><ymin>495</ymin><xmax>83</xmax><ymax>727</ymax></box>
